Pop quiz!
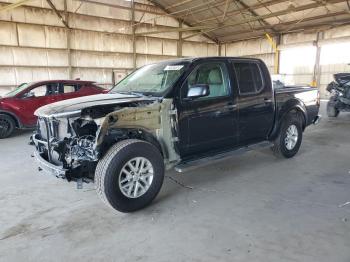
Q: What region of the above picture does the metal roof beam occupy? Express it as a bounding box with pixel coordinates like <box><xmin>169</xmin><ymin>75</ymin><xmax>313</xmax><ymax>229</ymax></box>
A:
<box><xmin>191</xmin><ymin>0</ymin><xmax>290</xmax><ymax>25</ymax></box>
<box><xmin>46</xmin><ymin>0</ymin><xmax>69</xmax><ymax>28</ymax></box>
<box><xmin>177</xmin><ymin>0</ymin><xmax>345</xmax><ymax>41</ymax></box>
<box><xmin>0</xmin><ymin>0</ymin><xmax>32</xmax><ymax>12</ymax></box>
<box><xmin>149</xmin><ymin>1</ymin><xmax>219</xmax><ymax>43</ymax></box>
<box><xmin>219</xmin><ymin>20</ymin><xmax>350</xmax><ymax>42</ymax></box>
<box><xmin>216</xmin><ymin>11</ymin><xmax>348</xmax><ymax>38</ymax></box>
<box><xmin>234</xmin><ymin>0</ymin><xmax>273</xmax><ymax>28</ymax></box>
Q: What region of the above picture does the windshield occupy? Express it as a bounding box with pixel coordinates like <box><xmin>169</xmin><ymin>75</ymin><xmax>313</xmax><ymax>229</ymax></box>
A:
<box><xmin>111</xmin><ymin>62</ymin><xmax>189</xmax><ymax>96</ymax></box>
<box><xmin>3</xmin><ymin>83</ymin><xmax>29</xmax><ymax>98</ymax></box>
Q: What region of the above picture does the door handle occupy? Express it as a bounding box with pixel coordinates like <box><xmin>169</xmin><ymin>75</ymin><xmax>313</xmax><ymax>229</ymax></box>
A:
<box><xmin>227</xmin><ymin>104</ymin><xmax>237</xmax><ymax>110</ymax></box>
<box><xmin>264</xmin><ymin>98</ymin><xmax>272</xmax><ymax>103</ymax></box>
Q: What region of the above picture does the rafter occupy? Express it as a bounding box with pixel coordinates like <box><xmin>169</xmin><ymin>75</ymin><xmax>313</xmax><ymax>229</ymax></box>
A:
<box><xmin>0</xmin><ymin>0</ymin><xmax>32</xmax><ymax>12</ymax></box>
<box><xmin>190</xmin><ymin>0</ymin><xmax>290</xmax><ymax>26</ymax></box>
<box><xmin>169</xmin><ymin>0</ymin><xmax>345</xmax><ymax>41</ymax></box>
<box><xmin>235</xmin><ymin>0</ymin><xmax>275</xmax><ymax>30</ymax></box>
<box><xmin>137</xmin><ymin>0</ymin><xmax>344</xmax><ymax>37</ymax></box>
<box><xmin>149</xmin><ymin>1</ymin><xmax>219</xmax><ymax>43</ymax></box>
<box><xmin>46</xmin><ymin>0</ymin><xmax>69</xmax><ymax>28</ymax></box>
<box><xmin>217</xmin><ymin>12</ymin><xmax>350</xmax><ymax>42</ymax></box>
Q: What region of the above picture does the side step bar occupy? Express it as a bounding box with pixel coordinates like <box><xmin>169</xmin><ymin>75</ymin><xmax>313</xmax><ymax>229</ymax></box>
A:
<box><xmin>174</xmin><ymin>141</ymin><xmax>273</xmax><ymax>173</ymax></box>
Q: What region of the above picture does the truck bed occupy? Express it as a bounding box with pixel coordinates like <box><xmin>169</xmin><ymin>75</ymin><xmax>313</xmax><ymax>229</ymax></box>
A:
<box><xmin>274</xmin><ymin>85</ymin><xmax>320</xmax><ymax>126</ymax></box>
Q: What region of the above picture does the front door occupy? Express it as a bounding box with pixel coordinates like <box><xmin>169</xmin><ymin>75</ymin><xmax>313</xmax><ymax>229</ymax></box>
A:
<box><xmin>231</xmin><ymin>60</ymin><xmax>274</xmax><ymax>145</ymax></box>
<box><xmin>17</xmin><ymin>83</ymin><xmax>59</xmax><ymax>126</ymax></box>
<box><xmin>177</xmin><ymin>61</ymin><xmax>238</xmax><ymax>157</ymax></box>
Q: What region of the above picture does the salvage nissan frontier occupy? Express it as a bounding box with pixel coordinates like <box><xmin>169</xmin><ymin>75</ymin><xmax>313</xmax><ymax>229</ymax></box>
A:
<box><xmin>31</xmin><ymin>57</ymin><xmax>321</xmax><ymax>212</ymax></box>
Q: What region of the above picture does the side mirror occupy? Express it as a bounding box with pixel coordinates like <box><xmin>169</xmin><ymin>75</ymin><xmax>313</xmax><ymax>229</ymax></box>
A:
<box><xmin>186</xmin><ymin>84</ymin><xmax>210</xmax><ymax>100</ymax></box>
<box><xmin>23</xmin><ymin>92</ymin><xmax>35</xmax><ymax>98</ymax></box>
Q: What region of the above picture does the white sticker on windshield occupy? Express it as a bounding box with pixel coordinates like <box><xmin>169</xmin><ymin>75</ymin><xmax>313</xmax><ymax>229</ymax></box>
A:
<box><xmin>164</xmin><ymin>65</ymin><xmax>184</xmax><ymax>71</ymax></box>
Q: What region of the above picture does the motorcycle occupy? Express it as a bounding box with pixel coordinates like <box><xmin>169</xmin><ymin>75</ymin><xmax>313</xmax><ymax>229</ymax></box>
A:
<box><xmin>326</xmin><ymin>73</ymin><xmax>350</xmax><ymax>117</ymax></box>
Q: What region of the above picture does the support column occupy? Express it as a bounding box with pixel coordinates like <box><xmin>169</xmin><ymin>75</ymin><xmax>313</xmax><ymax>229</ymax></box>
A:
<box><xmin>312</xmin><ymin>31</ymin><xmax>324</xmax><ymax>87</ymax></box>
<box><xmin>131</xmin><ymin>0</ymin><xmax>136</xmax><ymax>69</ymax></box>
<box><xmin>274</xmin><ymin>35</ymin><xmax>281</xmax><ymax>75</ymax></box>
<box><xmin>64</xmin><ymin>0</ymin><xmax>72</xmax><ymax>79</ymax></box>
<box><xmin>218</xmin><ymin>42</ymin><xmax>221</xmax><ymax>56</ymax></box>
<box><xmin>177</xmin><ymin>20</ymin><xmax>183</xmax><ymax>58</ymax></box>
<box><xmin>265</xmin><ymin>33</ymin><xmax>280</xmax><ymax>74</ymax></box>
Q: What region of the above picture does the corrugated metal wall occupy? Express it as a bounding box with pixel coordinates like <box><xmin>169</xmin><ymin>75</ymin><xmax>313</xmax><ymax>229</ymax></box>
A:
<box><xmin>221</xmin><ymin>26</ymin><xmax>350</xmax><ymax>98</ymax></box>
<box><xmin>319</xmin><ymin>27</ymin><xmax>350</xmax><ymax>98</ymax></box>
<box><xmin>2</xmin><ymin>0</ymin><xmax>350</xmax><ymax>98</ymax></box>
<box><xmin>0</xmin><ymin>0</ymin><xmax>218</xmax><ymax>95</ymax></box>
<box><xmin>221</xmin><ymin>38</ymin><xmax>275</xmax><ymax>74</ymax></box>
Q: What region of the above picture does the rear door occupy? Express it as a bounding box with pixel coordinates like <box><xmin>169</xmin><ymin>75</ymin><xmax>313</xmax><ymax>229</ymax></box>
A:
<box><xmin>177</xmin><ymin>60</ymin><xmax>239</xmax><ymax>157</ymax></box>
<box><xmin>58</xmin><ymin>83</ymin><xmax>81</xmax><ymax>100</ymax></box>
<box><xmin>231</xmin><ymin>60</ymin><xmax>274</xmax><ymax>145</ymax></box>
<box><xmin>78</xmin><ymin>83</ymin><xmax>106</xmax><ymax>95</ymax></box>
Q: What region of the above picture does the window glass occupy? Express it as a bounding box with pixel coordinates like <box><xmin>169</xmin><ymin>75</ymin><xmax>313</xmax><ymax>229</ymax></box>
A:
<box><xmin>3</xmin><ymin>83</ymin><xmax>29</xmax><ymax>98</ymax></box>
<box><xmin>47</xmin><ymin>83</ymin><xmax>60</xmax><ymax>95</ymax></box>
<box><xmin>31</xmin><ymin>85</ymin><xmax>48</xmax><ymax>97</ymax></box>
<box><xmin>183</xmin><ymin>62</ymin><xmax>229</xmax><ymax>99</ymax></box>
<box><xmin>234</xmin><ymin>62</ymin><xmax>264</xmax><ymax>94</ymax></box>
<box><xmin>63</xmin><ymin>85</ymin><xmax>76</xmax><ymax>93</ymax></box>
<box><xmin>111</xmin><ymin>62</ymin><xmax>189</xmax><ymax>95</ymax></box>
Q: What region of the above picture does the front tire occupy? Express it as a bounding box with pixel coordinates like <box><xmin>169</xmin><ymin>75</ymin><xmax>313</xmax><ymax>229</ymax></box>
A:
<box><xmin>271</xmin><ymin>113</ymin><xmax>303</xmax><ymax>158</ymax></box>
<box><xmin>95</xmin><ymin>139</ymin><xmax>165</xmax><ymax>213</ymax></box>
<box><xmin>0</xmin><ymin>114</ymin><xmax>15</xmax><ymax>139</ymax></box>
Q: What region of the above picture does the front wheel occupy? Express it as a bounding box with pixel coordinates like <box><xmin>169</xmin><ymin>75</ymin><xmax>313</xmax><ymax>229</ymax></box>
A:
<box><xmin>271</xmin><ymin>113</ymin><xmax>303</xmax><ymax>158</ymax></box>
<box><xmin>0</xmin><ymin>114</ymin><xmax>15</xmax><ymax>139</ymax></box>
<box><xmin>95</xmin><ymin>139</ymin><xmax>165</xmax><ymax>213</ymax></box>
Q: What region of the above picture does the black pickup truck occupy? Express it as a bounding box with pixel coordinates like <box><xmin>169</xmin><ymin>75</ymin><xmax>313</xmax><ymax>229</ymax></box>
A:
<box><xmin>31</xmin><ymin>57</ymin><xmax>320</xmax><ymax>212</ymax></box>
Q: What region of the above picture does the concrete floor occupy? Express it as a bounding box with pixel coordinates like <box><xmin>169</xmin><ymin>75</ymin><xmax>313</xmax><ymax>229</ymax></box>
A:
<box><xmin>0</xmin><ymin>102</ymin><xmax>349</xmax><ymax>262</ymax></box>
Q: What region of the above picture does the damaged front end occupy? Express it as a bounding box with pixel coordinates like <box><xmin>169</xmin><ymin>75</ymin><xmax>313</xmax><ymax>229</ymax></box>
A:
<box><xmin>32</xmin><ymin>111</ymin><xmax>100</xmax><ymax>182</ymax></box>
<box><xmin>31</xmin><ymin>97</ymin><xmax>180</xmax><ymax>184</ymax></box>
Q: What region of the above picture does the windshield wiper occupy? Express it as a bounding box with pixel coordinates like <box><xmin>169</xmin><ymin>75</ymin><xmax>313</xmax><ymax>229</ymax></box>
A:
<box><xmin>116</xmin><ymin>91</ymin><xmax>146</xmax><ymax>97</ymax></box>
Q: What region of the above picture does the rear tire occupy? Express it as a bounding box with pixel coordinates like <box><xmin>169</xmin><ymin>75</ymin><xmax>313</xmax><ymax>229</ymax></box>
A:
<box><xmin>95</xmin><ymin>139</ymin><xmax>164</xmax><ymax>213</ymax></box>
<box><xmin>0</xmin><ymin>114</ymin><xmax>15</xmax><ymax>139</ymax></box>
<box><xmin>271</xmin><ymin>113</ymin><xmax>303</xmax><ymax>158</ymax></box>
<box><xmin>327</xmin><ymin>97</ymin><xmax>339</xmax><ymax>117</ymax></box>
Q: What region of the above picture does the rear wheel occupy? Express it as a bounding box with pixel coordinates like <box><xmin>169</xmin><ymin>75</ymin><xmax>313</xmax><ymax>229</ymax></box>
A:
<box><xmin>0</xmin><ymin>114</ymin><xmax>15</xmax><ymax>139</ymax></box>
<box><xmin>95</xmin><ymin>139</ymin><xmax>165</xmax><ymax>213</ymax></box>
<box><xmin>327</xmin><ymin>97</ymin><xmax>339</xmax><ymax>117</ymax></box>
<box><xmin>271</xmin><ymin>113</ymin><xmax>303</xmax><ymax>158</ymax></box>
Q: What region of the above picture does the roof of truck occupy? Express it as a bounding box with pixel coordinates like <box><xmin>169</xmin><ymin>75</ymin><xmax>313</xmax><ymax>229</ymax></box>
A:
<box><xmin>153</xmin><ymin>56</ymin><xmax>263</xmax><ymax>64</ymax></box>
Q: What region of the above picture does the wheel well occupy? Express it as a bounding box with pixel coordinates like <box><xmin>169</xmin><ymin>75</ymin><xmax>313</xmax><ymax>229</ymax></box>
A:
<box><xmin>0</xmin><ymin>112</ymin><xmax>20</xmax><ymax>128</ymax></box>
<box><xmin>98</xmin><ymin>128</ymin><xmax>165</xmax><ymax>160</ymax></box>
<box><xmin>289</xmin><ymin>108</ymin><xmax>306</xmax><ymax>130</ymax></box>
<box><xmin>269</xmin><ymin>107</ymin><xmax>306</xmax><ymax>140</ymax></box>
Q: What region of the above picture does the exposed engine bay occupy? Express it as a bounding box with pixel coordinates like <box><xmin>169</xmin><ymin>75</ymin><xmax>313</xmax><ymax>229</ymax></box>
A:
<box><xmin>327</xmin><ymin>73</ymin><xmax>350</xmax><ymax>110</ymax></box>
<box><xmin>326</xmin><ymin>73</ymin><xmax>350</xmax><ymax>117</ymax></box>
<box><xmin>31</xmin><ymin>97</ymin><xmax>180</xmax><ymax>182</ymax></box>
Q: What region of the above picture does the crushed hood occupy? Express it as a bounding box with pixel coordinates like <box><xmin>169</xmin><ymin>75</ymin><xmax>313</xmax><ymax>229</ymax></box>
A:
<box><xmin>334</xmin><ymin>73</ymin><xmax>350</xmax><ymax>86</ymax></box>
<box><xmin>35</xmin><ymin>93</ymin><xmax>156</xmax><ymax>117</ymax></box>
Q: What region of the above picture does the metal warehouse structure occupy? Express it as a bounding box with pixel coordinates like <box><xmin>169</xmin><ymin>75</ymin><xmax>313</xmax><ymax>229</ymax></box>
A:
<box><xmin>1</xmin><ymin>0</ymin><xmax>350</xmax><ymax>97</ymax></box>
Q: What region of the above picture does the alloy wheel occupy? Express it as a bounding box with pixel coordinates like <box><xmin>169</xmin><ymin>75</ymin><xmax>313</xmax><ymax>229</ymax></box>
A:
<box><xmin>284</xmin><ymin>124</ymin><xmax>298</xmax><ymax>150</ymax></box>
<box><xmin>118</xmin><ymin>157</ymin><xmax>154</xmax><ymax>198</ymax></box>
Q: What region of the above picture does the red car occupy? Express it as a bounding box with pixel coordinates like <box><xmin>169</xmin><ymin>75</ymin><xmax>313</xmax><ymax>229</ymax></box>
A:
<box><xmin>0</xmin><ymin>80</ymin><xmax>107</xmax><ymax>138</ymax></box>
